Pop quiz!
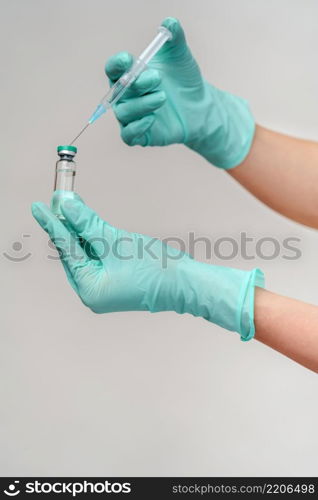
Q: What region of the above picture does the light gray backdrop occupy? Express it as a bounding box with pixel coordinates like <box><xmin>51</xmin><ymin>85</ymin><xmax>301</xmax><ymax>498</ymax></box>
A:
<box><xmin>1</xmin><ymin>0</ymin><xmax>318</xmax><ymax>476</ymax></box>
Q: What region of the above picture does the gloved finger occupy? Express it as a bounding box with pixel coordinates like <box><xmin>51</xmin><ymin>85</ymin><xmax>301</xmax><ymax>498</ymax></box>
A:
<box><xmin>60</xmin><ymin>197</ymin><xmax>116</xmax><ymax>257</ymax></box>
<box><xmin>32</xmin><ymin>202</ymin><xmax>92</xmax><ymax>282</ymax></box>
<box><xmin>115</xmin><ymin>90</ymin><xmax>166</xmax><ymax>126</ymax></box>
<box><xmin>121</xmin><ymin>114</ymin><xmax>155</xmax><ymax>146</ymax></box>
<box><xmin>123</xmin><ymin>69</ymin><xmax>161</xmax><ymax>98</ymax></box>
<box><xmin>105</xmin><ymin>52</ymin><xmax>133</xmax><ymax>83</ymax></box>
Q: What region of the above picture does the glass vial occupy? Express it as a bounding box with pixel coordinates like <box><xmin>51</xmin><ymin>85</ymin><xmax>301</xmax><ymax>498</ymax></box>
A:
<box><xmin>51</xmin><ymin>145</ymin><xmax>77</xmax><ymax>219</ymax></box>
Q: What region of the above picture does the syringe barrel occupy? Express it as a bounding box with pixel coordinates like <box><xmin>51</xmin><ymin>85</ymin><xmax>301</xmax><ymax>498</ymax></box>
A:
<box><xmin>116</xmin><ymin>26</ymin><xmax>172</xmax><ymax>94</ymax></box>
<box><xmin>138</xmin><ymin>26</ymin><xmax>172</xmax><ymax>64</ymax></box>
<box><xmin>119</xmin><ymin>59</ymin><xmax>147</xmax><ymax>86</ymax></box>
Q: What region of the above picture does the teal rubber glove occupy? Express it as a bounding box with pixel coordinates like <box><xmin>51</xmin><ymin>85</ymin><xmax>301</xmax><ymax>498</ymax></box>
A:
<box><xmin>105</xmin><ymin>17</ymin><xmax>255</xmax><ymax>169</ymax></box>
<box><xmin>32</xmin><ymin>194</ymin><xmax>264</xmax><ymax>340</ymax></box>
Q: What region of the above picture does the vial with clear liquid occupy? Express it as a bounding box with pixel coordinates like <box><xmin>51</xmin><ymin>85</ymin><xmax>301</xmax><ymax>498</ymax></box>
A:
<box><xmin>51</xmin><ymin>145</ymin><xmax>77</xmax><ymax>219</ymax></box>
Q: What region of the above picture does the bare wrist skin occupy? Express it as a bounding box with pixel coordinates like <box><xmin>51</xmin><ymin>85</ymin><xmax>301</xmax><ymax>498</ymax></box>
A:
<box><xmin>229</xmin><ymin>125</ymin><xmax>318</xmax><ymax>229</ymax></box>
<box><xmin>254</xmin><ymin>287</ymin><xmax>318</xmax><ymax>373</ymax></box>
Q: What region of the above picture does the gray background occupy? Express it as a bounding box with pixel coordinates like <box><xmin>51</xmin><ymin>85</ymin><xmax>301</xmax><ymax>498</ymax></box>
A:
<box><xmin>1</xmin><ymin>0</ymin><xmax>318</xmax><ymax>476</ymax></box>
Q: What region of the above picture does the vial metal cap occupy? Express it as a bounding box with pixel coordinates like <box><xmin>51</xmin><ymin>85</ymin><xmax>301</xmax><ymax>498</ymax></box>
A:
<box><xmin>57</xmin><ymin>145</ymin><xmax>77</xmax><ymax>157</ymax></box>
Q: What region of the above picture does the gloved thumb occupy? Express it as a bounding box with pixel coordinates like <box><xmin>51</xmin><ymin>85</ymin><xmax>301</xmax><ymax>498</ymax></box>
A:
<box><xmin>51</xmin><ymin>190</ymin><xmax>83</xmax><ymax>208</ymax></box>
<box><xmin>160</xmin><ymin>17</ymin><xmax>187</xmax><ymax>54</ymax></box>
<box><xmin>61</xmin><ymin>197</ymin><xmax>115</xmax><ymax>245</ymax></box>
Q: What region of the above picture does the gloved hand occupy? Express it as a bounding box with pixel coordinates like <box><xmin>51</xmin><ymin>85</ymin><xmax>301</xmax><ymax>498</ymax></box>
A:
<box><xmin>32</xmin><ymin>194</ymin><xmax>264</xmax><ymax>340</ymax></box>
<box><xmin>105</xmin><ymin>17</ymin><xmax>255</xmax><ymax>169</ymax></box>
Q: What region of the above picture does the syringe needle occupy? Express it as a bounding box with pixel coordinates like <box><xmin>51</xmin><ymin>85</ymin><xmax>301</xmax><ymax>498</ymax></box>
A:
<box><xmin>70</xmin><ymin>123</ymin><xmax>90</xmax><ymax>145</ymax></box>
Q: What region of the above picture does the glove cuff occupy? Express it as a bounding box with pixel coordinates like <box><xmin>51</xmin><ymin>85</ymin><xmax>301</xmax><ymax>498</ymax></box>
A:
<box><xmin>237</xmin><ymin>267</ymin><xmax>265</xmax><ymax>340</ymax></box>
<box><xmin>172</xmin><ymin>260</ymin><xmax>264</xmax><ymax>340</ymax></box>
<box><xmin>186</xmin><ymin>83</ymin><xmax>255</xmax><ymax>169</ymax></box>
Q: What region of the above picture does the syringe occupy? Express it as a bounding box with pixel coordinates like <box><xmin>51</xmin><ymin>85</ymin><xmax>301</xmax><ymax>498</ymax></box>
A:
<box><xmin>70</xmin><ymin>25</ymin><xmax>172</xmax><ymax>145</ymax></box>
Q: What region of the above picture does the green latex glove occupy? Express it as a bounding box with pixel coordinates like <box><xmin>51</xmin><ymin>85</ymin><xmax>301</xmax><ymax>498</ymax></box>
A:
<box><xmin>32</xmin><ymin>194</ymin><xmax>264</xmax><ymax>340</ymax></box>
<box><xmin>105</xmin><ymin>17</ymin><xmax>255</xmax><ymax>169</ymax></box>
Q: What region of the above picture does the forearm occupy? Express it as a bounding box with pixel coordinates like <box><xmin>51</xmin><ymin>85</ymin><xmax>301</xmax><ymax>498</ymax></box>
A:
<box><xmin>229</xmin><ymin>125</ymin><xmax>318</xmax><ymax>229</ymax></box>
<box><xmin>254</xmin><ymin>287</ymin><xmax>318</xmax><ymax>372</ymax></box>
